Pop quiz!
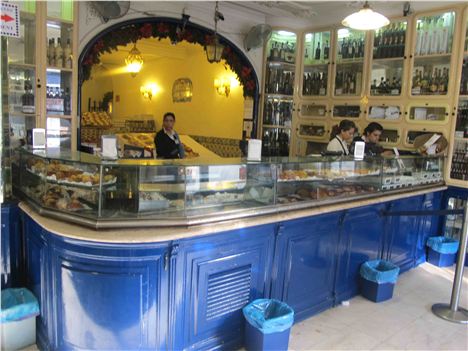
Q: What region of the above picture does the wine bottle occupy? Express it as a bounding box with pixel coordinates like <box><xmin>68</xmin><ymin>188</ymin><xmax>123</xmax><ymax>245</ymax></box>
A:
<box><xmin>64</xmin><ymin>39</ymin><xmax>72</xmax><ymax>69</ymax></box>
<box><xmin>21</xmin><ymin>80</ymin><xmax>35</xmax><ymax>114</ymax></box>
<box><xmin>55</xmin><ymin>38</ymin><xmax>63</xmax><ymax>68</ymax></box>
<box><xmin>48</xmin><ymin>38</ymin><xmax>56</xmax><ymax>66</ymax></box>
<box><xmin>315</xmin><ymin>41</ymin><xmax>321</xmax><ymax>60</ymax></box>
<box><xmin>430</xmin><ymin>17</ymin><xmax>440</xmax><ymax>55</ymax></box>
<box><xmin>440</xmin><ymin>18</ymin><xmax>449</xmax><ymax>54</ymax></box>
<box><xmin>323</xmin><ymin>40</ymin><xmax>329</xmax><ymax>60</ymax></box>
<box><xmin>415</xmin><ymin>22</ymin><xmax>423</xmax><ymax>56</ymax></box>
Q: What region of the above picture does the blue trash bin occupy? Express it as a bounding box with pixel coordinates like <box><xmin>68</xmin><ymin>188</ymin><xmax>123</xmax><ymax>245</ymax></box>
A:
<box><xmin>360</xmin><ymin>260</ymin><xmax>400</xmax><ymax>303</ymax></box>
<box><xmin>426</xmin><ymin>236</ymin><xmax>459</xmax><ymax>267</ymax></box>
<box><xmin>243</xmin><ymin>299</ymin><xmax>294</xmax><ymax>351</ymax></box>
<box><xmin>1</xmin><ymin>288</ymin><xmax>40</xmax><ymax>350</ymax></box>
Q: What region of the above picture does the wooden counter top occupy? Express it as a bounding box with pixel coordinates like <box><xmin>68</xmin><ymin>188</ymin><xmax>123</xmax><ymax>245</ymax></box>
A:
<box><xmin>19</xmin><ymin>186</ymin><xmax>447</xmax><ymax>244</ymax></box>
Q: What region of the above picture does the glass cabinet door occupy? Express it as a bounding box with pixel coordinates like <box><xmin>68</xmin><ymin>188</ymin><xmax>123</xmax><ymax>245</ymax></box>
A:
<box><xmin>298</xmin><ymin>103</ymin><xmax>328</xmax><ymax>119</ymax></box>
<box><xmin>334</xmin><ymin>28</ymin><xmax>366</xmax><ymax>97</ymax></box>
<box><xmin>370</xmin><ymin>20</ymin><xmax>408</xmax><ymax>97</ymax></box>
<box><xmin>367</xmin><ymin>104</ymin><xmax>401</xmax><ymax>122</ymax></box>
<box><xmin>406</xmin><ymin>104</ymin><xmax>449</xmax><ymax>124</ymax></box>
<box><xmin>7</xmin><ymin>2</ymin><xmax>37</xmax><ymax>137</ymax></box>
<box><xmin>411</xmin><ymin>11</ymin><xmax>455</xmax><ymax>97</ymax></box>
<box><xmin>332</xmin><ymin>104</ymin><xmax>361</xmax><ymax>119</ymax></box>
<box><xmin>263</xmin><ymin>30</ymin><xmax>296</xmax><ymax>157</ymax></box>
<box><xmin>460</xmin><ymin>13</ymin><xmax>468</xmax><ymax>96</ymax></box>
<box><xmin>302</xmin><ymin>30</ymin><xmax>331</xmax><ymax>97</ymax></box>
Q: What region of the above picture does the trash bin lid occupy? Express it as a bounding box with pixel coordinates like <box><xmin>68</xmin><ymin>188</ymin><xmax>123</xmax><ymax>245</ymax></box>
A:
<box><xmin>1</xmin><ymin>288</ymin><xmax>40</xmax><ymax>323</ymax></box>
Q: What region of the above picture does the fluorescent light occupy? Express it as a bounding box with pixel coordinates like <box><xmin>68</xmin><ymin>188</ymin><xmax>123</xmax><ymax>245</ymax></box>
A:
<box><xmin>342</xmin><ymin>1</ymin><xmax>389</xmax><ymax>31</ymax></box>
<box><xmin>47</xmin><ymin>23</ymin><xmax>61</xmax><ymax>29</ymax></box>
<box><xmin>277</xmin><ymin>30</ymin><xmax>295</xmax><ymax>37</ymax></box>
<box><xmin>46</xmin><ymin>68</ymin><xmax>61</xmax><ymax>73</ymax></box>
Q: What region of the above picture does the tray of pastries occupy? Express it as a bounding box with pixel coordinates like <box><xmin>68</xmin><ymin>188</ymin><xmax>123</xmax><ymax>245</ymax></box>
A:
<box><xmin>278</xmin><ymin>168</ymin><xmax>380</xmax><ymax>182</ymax></box>
<box><xmin>189</xmin><ymin>191</ymin><xmax>245</xmax><ymax>207</ymax></box>
<box><xmin>42</xmin><ymin>185</ymin><xmax>95</xmax><ymax>212</ymax></box>
<box><xmin>278</xmin><ymin>184</ymin><xmax>378</xmax><ymax>204</ymax></box>
<box><xmin>81</xmin><ymin>112</ymin><xmax>112</xmax><ymax>127</ymax></box>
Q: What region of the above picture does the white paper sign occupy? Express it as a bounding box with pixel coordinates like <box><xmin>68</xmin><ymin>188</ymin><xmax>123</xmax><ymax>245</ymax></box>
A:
<box><xmin>247</xmin><ymin>139</ymin><xmax>262</xmax><ymax>161</ymax></box>
<box><xmin>1</xmin><ymin>3</ymin><xmax>19</xmax><ymax>38</ymax></box>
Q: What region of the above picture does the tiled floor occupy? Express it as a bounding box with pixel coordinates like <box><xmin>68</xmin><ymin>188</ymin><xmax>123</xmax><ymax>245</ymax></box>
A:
<box><xmin>289</xmin><ymin>263</ymin><xmax>468</xmax><ymax>350</ymax></box>
<box><xmin>20</xmin><ymin>263</ymin><xmax>468</xmax><ymax>351</ymax></box>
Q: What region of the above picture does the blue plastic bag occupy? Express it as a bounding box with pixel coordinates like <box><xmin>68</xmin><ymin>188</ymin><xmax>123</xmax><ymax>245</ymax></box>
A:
<box><xmin>426</xmin><ymin>236</ymin><xmax>459</xmax><ymax>254</ymax></box>
<box><xmin>243</xmin><ymin>299</ymin><xmax>294</xmax><ymax>334</ymax></box>
<box><xmin>1</xmin><ymin>288</ymin><xmax>40</xmax><ymax>323</ymax></box>
<box><xmin>360</xmin><ymin>259</ymin><xmax>400</xmax><ymax>284</ymax></box>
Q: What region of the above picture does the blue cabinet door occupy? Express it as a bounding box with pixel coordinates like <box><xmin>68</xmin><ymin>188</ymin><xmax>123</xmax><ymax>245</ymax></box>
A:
<box><xmin>334</xmin><ymin>204</ymin><xmax>386</xmax><ymax>303</ymax></box>
<box><xmin>22</xmin><ymin>214</ymin><xmax>50</xmax><ymax>347</ymax></box>
<box><xmin>271</xmin><ymin>212</ymin><xmax>341</xmax><ymax>322</ymax></box>
<box><xmin>416</xmin><ymin>191</ymin><xmax>443</xmax><ymax>265</ymax></box>
<box><xmin>386</xmin><ymin>196</ymin><xmax>425</xmax><ymax>272</ymax></box>
<box><xmin>177</xmin><ymin>224</ymin><xmax>275</xmax><ymax>351</ymax></box>
<box><xmin>1</xmin><ymin>203</ymin><xmax>20</xmax><ymax>288</ymax></box>
<box><xmin>49</xmin><ymin>238</ymin><xmax>169</xmax><ymax>351</ymax></box>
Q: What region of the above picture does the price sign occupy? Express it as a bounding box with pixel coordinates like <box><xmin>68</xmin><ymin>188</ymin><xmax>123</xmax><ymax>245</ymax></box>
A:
<box><xmin>1</xmin><ymin>3</ymin><xmax>19</xmax><ymax>38</ymax></box>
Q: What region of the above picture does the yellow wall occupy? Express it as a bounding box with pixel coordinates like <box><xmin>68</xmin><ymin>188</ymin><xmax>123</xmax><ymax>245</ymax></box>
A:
<box><xmin>81</xmin><ymin>40</ymin><xmax>244</xmax><ymax>139</ymax></box>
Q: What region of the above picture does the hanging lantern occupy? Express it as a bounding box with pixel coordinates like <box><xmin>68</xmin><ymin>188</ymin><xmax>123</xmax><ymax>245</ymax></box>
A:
<box><xmin>172</xmin><ymin>78</ymin><xmax>193</xmax><ymax>103</ymax></box>
<box><xmin>125</xmin><ymin>43</ymin><xmax>144</xmax><ymax>77</ymax></box>
<box><xmin>205</xmin><ymin>1</ymin><xmax>224</xmax><ymax>63</ymax></box>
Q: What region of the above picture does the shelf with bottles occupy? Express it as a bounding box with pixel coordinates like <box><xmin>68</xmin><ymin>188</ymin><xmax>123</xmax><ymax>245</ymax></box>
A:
<box><xmin>334</xmin><ymin>66</ymin><xmax>363</xmax><ymax>97</ymax></box>
<box><xmin>47</xmin><ymin>20</ymin><xmax>74</xmax><ymax>70</ymax></box>
<box><xmin>379</xmin><ymin>128</ymin><xmax>401</xmax><ymax>145</ymax></box>
<box><xmin>335</xmin><ymin>28</ymin><xmax>366</xmax><ymax>64</ymax></box>
<box><xmin>454</xmin><ymin>101</ymin><xmax>468</xmax><ymax>139</ymax></box>
<box><xmin>262</xmin><ymin>97</ymin><xmax>293</xmax><ymax>128</ymax></box>
<box><xmin>370</xmin><ymin>58</ymin><xmax>403</xmax><ymax>97</ymax></box>
<box><xmin>373</xmin><ymin>21</ymin><xmax>408</xmax><ymax>60</ymax></box>
<box><xmin>302</xmin><ymin>67</ymin><xmax>328</xmax><ymax>97</ymax></box>
<box><xmin>410</xmin><ymin>63</ymin><xmax>449</xmax><ymax>96</ymax></box>
<box><xmin>413</xmin><ymin>11</ymin><xmax>455</xmax><ymax>58</ymax></box>
<box><xmin>331</xmin><ymin>104</ymin><xmax>361</xmax><ymax>119</ymax></box>
<box><xmin>366</xmin><ymin>104</ymin><xmax>401</xmax><ymax>122</ymax></box>
<box><xmin>406</xmin><ymin>104</ymin><xmax>449</xmax><ymax>124</ymax></box>
<box><xmin>261</xmin><ymin>128</ymin><xmax>290</xmax><ymax>157</ymax></box>
<box><xmin>450</xmin><ymin>139</ymin><xmax>468</xmax><ymax>181</ymax></box>
<box><xmin>303</xmin><ymin>31</ymin><xmax>331</xmax><ymax>66</ymax></box>
<box><xmin>298</xmin><ymin>103</ymin><xmax>328</xmax><ymax>119</ymax></box>
<box><xmin>8</xmin><ymin>67</ymin><xmax>36</xmax><ymax>116</ymax></box>
<box><xmin>296</xmin><ymin>122</ymin><xmax>328</xmax><ymax>140</ymax></box>
<box><xmin>460</xmin><ymin>56</ymin><xmax>468</xmax><ymax>96</ymax></box>
<box><xmin>266</xmin><ymin>30</ymin><xmax>297</xmax><ymax>64</ymax></box>
<box><xmin>46</xmin><ymin>68</ymin><xmax>72</xmax><ymax>116</ymax></box>
<box><xmin>265</xmin><ymin>63</ymin><xmax>295</xmax><ymax>96</ymax></box>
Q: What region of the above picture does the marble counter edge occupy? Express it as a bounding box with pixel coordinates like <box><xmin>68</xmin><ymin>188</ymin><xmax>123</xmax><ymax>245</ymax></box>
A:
<box><xmin>18</xmin><ymin>186</ymin><xmax>447</xmax><ymax>244</ymax></box>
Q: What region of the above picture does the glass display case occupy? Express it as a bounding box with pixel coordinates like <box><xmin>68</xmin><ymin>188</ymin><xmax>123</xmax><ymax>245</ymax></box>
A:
<box><xmin>370</xmin><ymin>19</ymin><xmax>408</xmax><ymax>97</ymax></box>
<box><xmin>407</xmin><ymin>104</ymin><xmax>449</xmax><ymax>123</ymax></box>
<box><xmin>298</xmin><ymin>103</ymin><xmax>328</xmax><ymax>119</ymax></box>
<box><xmin>367</xmin><ymin>104</ymin><xmax>401</xmax><ymax>121</ymax></box>
<box><xmin>296</xmin><ymin>122</ymin><xmax>328</xmax><ymax>140</ymax></box>
<box><xmin>262</xmin><ymin>30</ymin><xmax>297</xmax><ymax>156</ymax></box>
<box><xmin>411</xmin><ymin>11</ymin><xmax>455</xmax><ymax>97</ymax></box>
<box><xmin>334</xmin><ymin>28</ymin><xmax>366</xmax><ymax>97</ymax></box>
<box><xmin>302</xmin><ymin>30</ymin><xmax>331</xmax><ymax>97</ymax></box>
<box><xmin>332</xmin><ymin>104</ymin><xmax>361</xmax><ymax>119</ymax></box>
<box><xmin>15</xmin><ymin>148</ymin><xmax>445</xmax><ymax>228</ymax></box>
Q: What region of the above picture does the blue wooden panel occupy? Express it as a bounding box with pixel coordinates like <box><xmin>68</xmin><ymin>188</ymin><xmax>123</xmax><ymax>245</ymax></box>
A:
<box><xmin>50</xmin><ymin>239</ymin><xmax>168</xmax><ymax>351</ymax></box>
<box><xmin>386</xmin><ymin>196</ymin><xmax>425</xmax><ymax>272</ymax></box>
<box><xmin>22</xmin><ymin>214</ymin><xmax>50</xmax><ymax>347</ymax></box>
<box><xmin>178</xmin><ymin>224</ymin><xmax>275</xmax><ymax>351</ymax></box>
<box><xmin>272</xmin><ymin>212</ymin><xmax>341</xmax><ymax>322</ymax></box>
<box><xmin>415</xmin><ymin>191</ymin><xmax>443</xmax><ymax>265</ymax></box>
<box><xmin>334</xmin><ymin>204</ymin><xmax>387</xmax><ymax>303</ymax></box>
<box><xmin>1</xmin><ymin>203</ymin><xmax>20</xmax><ymax>288</ymax></box>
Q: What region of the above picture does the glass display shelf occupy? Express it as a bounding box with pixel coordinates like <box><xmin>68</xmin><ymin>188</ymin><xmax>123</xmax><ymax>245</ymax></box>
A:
<box><xmin>450</xmin><ymin>139</ymin><xmax>468</xmax><ymax>181</ymax></box>
<box><xmin>302</xmin><ymin>30</ymin><xmax>331</xmax><ymax>97</ymax></box>
<box><xmin>454</xmin><ymin>101</ymin><xmax>468</xmax><ymax>139</ymax></box>
<box><xmin>261</xmin><ymin>128</ymin><xmax>291</xmax><ymax>157</ymax></box>
<box><xmin>299</xmin><ymin>103</ymin><xmax>327</xmax><ymax>119</ymax></box>
<box><xmin>414</xmin><ymin>11</ymin><xmax>455</xmax><ymax>57</ymax></box>
<box><xmin>263</xmin><ymin>97</ymin><xmax>293</xmax><ymax>128</ymax></box>
<box><xmin>405</xmin><ymin>130</ymin><xmax>444</xmax><ymax>145</ymax></box>
<box><xmin>332</xmin><ymin>104</ymin><xmax>361</xmax><ymax>119</ymax></box>
<box><xmin>47</xmin><ymin>0</ymin><xmax>73</xmax><ymax>22</ymax></box>
<box><xmin>296</xmin><ymin>123</ymin><xmax>328</xmax><ymax>139</ymax></box>
<box><xmin>46</xmin><ymin>19</ymin><xmax>73</xmax><ymax>70</ymax></box>
<box><xmin>367</xmin><ymin>105</ymin><xmax>401</xmax><ymax>122</ymax></box>
<box><xmin>460</xmin><ymin>56</ymin><xmax>468</xmax><ymax>96</ymax></box>
<box><xmin>407</xmin><ymin>105</ymin><xmax>448</xmax><ymax>123</ymax></box>
<box><xmin>380</xmin><ymin>129</ymin><xmax>400</xmax><ymax>145</ymax></box>
<box><xmin>14</xmin><ymin>148</ymin><xmax>445</xmax><ymax>228</ymax></box>
<box><xmin>266</xmin><ymin>30</ymin><xmax>297</xmax><ymax>64</ymax></box>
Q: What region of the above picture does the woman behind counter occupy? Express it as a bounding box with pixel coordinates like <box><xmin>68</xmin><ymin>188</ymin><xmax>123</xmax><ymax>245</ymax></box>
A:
<box><xmin>326</xmin><ymin>120</ymin><xmax>356</xmax><ymax>155</ymax></box>
<box><xmin>154</xmin><ymin>112</ymin><xmax>185</xmax><ymax>159</ymax></box>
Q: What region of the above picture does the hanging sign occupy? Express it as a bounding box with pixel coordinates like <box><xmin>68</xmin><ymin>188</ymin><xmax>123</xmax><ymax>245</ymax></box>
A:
<box><xmin>1</xmin><ymin>2</ymin><xmax>19</xmax><ymax>38</ymax></box>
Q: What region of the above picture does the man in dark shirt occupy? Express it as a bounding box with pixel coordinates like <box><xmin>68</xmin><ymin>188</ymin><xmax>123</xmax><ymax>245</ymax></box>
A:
<box><xmin>154</xmin><ymin>112</ymin><xmax>185</xmax><ymax>159</ymax></box>
<box><xmin>351</xmin><ymin>122</ymin><xmax>388</xmax><ymax>156</ymax></box>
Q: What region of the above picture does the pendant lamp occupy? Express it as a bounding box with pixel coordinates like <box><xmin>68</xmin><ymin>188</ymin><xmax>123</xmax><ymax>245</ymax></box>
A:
<box><xmin>205</xmin><ymin>1</ymin><xmax>225</xmax><ymax>63</ymax></box>
<box><xmin>125</xmin><ymin>43</ymin><xmax>144</xmax><ymax>77</ymax></box>
<box><xmin>342</xmin><ymin>1</ymin><xmax>390</xmax><ymax>31</ymax></box>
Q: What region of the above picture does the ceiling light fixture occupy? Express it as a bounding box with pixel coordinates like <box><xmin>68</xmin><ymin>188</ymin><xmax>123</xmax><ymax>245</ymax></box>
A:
<box><xmin>125</xmin><ymin>43</ymin><xmax>143</xmax><ymax>77</ymax></box>
<box><xmin>205</xmin><ymin>1</ymin><xmax>225</xmax><ymax>63</ymax></box>
<box><xmin>342</xmin><ymin>1</ymin><xmax>390</xmax><ymax>31</ymax></box>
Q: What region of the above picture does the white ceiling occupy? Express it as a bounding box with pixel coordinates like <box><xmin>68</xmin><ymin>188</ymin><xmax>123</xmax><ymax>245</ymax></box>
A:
<box><xmin>224</xmin><ymin>1</ymin><xmax>466</xmax><ymax>29</ymax></box>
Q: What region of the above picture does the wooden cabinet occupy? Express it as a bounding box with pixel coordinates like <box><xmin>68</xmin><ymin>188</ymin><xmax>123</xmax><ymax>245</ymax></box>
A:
<box><xmin>4</xmin><ymin>1</ymin><xmax>78</xmax><ymax>151</ymax></box>
<box><xmin>259</xmin><ymin>4</ymin><xmax>468</xmax><ymax>162</ymax></box>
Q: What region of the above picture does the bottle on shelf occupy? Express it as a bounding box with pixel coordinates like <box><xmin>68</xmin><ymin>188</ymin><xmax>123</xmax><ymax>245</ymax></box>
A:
<box><xmin>315</xmin><ymin>41</ymin><xmax>321</xmax><ymax>60</ymax></box>
<box><xmin>450</xmin><ymin>140</ymin><xmax>468</xmax><ymax>180</ymax></box>
<box><xmin>64</xmin><ymin>88</ymin><xmax>71</xmax><ymax>115</ymax></box>
<box><xmin>460</xmin><ymin>59</ymin><xmax>468</xmax><ymax>95</ymax></box>
<box><xmin>48</xmin><ymin>38</ymin><xmax>56</xmax><ymax>66</ymax></box>
<box><xmin>55</xmin><ymin>38</ymin><xmax>63</xmax><ymax>68</ymax></box>
<box><xmin>64</xmin><ymin>39</ymin><xmax>72</xmax><ymax>69</ymax></box>
<box><xmin>21</xmin><ymin>79</ymin><xmax>35</xmax><ymax>114</ymax></box>
<box><xmin>323</xmin><ymin>40</ymin><xmax>329</xmax><ymax>60</ymax></box>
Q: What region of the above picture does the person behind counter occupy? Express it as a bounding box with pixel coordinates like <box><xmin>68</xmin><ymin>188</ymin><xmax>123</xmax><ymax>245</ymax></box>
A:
<box><xmin>351</xmin><ymin>122</ymin><xmax>393</xmax><ymax>156</ymax></box>
<box><xmin>154</xmin><ymin>112</ymin><xmax>185</xmax><ymax>159</ymax></box>
<box><xmin>326</xmin><ymin>120</ymin><xmax>356</xmax><ymax>155</ymax></box>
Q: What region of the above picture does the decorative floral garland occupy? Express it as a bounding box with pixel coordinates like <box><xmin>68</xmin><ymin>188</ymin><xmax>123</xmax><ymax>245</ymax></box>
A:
<box><xmin>81</xmin><ymin>21</ymin><xmax>256</xmax><ymax>98</ymax></box>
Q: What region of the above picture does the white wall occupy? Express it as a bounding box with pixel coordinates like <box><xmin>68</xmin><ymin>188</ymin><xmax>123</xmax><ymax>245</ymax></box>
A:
<box><xmin>78</xmin><ymin>1</ymin><xmax>266</xmax><ymax>84</ymax></box>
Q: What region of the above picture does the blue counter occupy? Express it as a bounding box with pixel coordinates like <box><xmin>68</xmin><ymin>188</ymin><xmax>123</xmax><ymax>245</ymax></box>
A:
<box><xmin>17</xmin><ymin>188</ymin><xmax>446</xmax><ymax>350</ymax></box>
